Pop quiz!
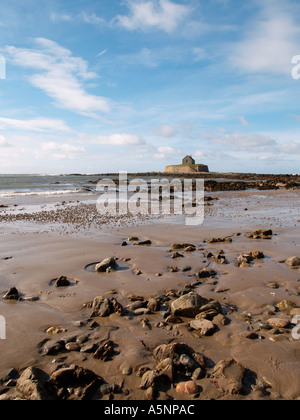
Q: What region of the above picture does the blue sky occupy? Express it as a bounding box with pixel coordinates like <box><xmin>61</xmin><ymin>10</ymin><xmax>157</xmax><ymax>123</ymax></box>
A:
<box><xmin>0</xmin><ymin>0</ymin><xmax>300</xmax><ymax>174</ymax></box>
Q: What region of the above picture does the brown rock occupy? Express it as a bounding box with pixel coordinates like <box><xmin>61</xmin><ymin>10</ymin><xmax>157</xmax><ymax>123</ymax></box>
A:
<box><xmin>91</xmin><ymin>296</ymin><xmax>112</xmax><ymax>317</ymax></box>
<box><xmin>172</xmin><ymin>252</ymin><xmax>184</xmax><ymax>259</ymax></box>
<box><xmin>153</xmin><ymin>343</ymin><xmax>204</xmax><ymax>367</ymax></box>
<box><xmin>65</xmin><ymin>342</ymin><xmax>81</xmax><ymax>352</ymax></box>
<box><xmin>277</xmin><ymin>300</ymin><xmax>297</xmax><ymax>312</ymax></box>
<box><xmin>176</xmin><ymin>381</ymin><xmax>198</xmax><ymax>395</ymax></box>
<box><xmin>212</xmin><ymin>359</ymin><xmax>245</xmax><ymax>395</ymax></box>
<box><xmin>95</xmin><ymin>257</ymin><xmax>118</xmax><ymax>272</ymax></box>
<box><xmin>190</xmin><ymin>319</ymin><xmax>216</xmax><ymax>336</ymax></box>
<box><xmin>17</xmin><ymin>367</ymin><xmax>53</xmax><ymax>400</ymax></box>
<box><xmin>171</xmin><ymin>292</ymin><xmax>209</xmax><ymax>317</ymax></box>
<box><xmin>194</xmin><ymin>268</ymin><xmax>217</xmax><ymax>279</ymax></box>
<box><xmin>147</xmin><ymin>298</ymin><xmax>160</xmax><ymax>312</ymax></box>
<box><xmin>171</xmin><ymin>243</ymin><xmax>195</xmax><ymax>250</ymax></box>
<box><xmin>285</xmin><ymin>256</ymin><xmax>300</xmax><ymax>267</ymax></box>
<box><xmin>93</xmin><ymin>340</ymin><xmax>115</xmax><ymax>361</ymax></box>
<box><xmin>50</xmin><ymin>365</ymin><xmax>101</xmax><ymax>399</ymax></box>
<box><xmin>144</xmin><ymin>387</ymin><xmax>157</xmax><ymax>400</ymax></box>
<box><xmin>267</xmin><ymin>318</ymin><xmax>290</xmax><ymax>329</ymax></box>
<box><xmin>165</xmin><ymin>314</ymin><xmax>183</xmax><ymax>324</ymax></box>
<box><xmin>140</xmin><ymin>370</ymin><xmax>160</xmax><ymax>390</ymax></box>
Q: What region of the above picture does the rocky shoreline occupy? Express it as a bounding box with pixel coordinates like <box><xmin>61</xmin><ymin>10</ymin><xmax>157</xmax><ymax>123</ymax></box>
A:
<box><xmin>0</xmin><ymin>223</ymin><xmax>299</xmax><ymax>400</ymax></box>
<box><xmin>86</xmin><ymin>173</ymin><xmax>300</xmax><ymax>193</ymax></box>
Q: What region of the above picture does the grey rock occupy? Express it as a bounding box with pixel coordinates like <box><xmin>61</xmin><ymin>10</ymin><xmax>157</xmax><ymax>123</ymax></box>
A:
<box><xmin>179</xmin><ymin>354</ymin><xmax>200</xmax><ymax>371</ymax></box>
<box><xmin>190</xmin><ymin>319</ymin><xmax>216</xmax><ymax>336</ymax></box>
<box><xmin>95</xmin><ymin>257</ymin><xmax>118</xmax><ymax>273</ymax></box>
<box><xmin>192</xmin><ymin>367</ymin><xmax>205</xmax><ymax>381</ymax></box>
<box><xmin>43</xmin><ymin>340</ymin><xmax>65</xmax><ymax>356</ymax></box>
<box><xmin>91</xmin><ymin>296</ymin><xmax>112</xmax><ymax>317</ymax></box>
<box><xmin>194</xmin><ymin>268</ymin><xmax>217</xmax><ymax>279</ymax></box>
<box><xmin>17</xmin><ymin>367</ymin><xmax>53</xmax><ymax>400</ymax></box>
<box><xmin>286</xmin><ymin>256</ymin><xmax>300</xmax><ymax>267</ymax></box>
<box><xmin>267</xmin><ymin>318</ymin><xmax>290</xmax><ymax>329</ymax></box>
<box><xmin>80</xmin><ymin>342</ymin><xmax>98</xmax><ymax>353</ymax></box>
<box><xmin>65</xmin><ymin>342</ymin><xmax>81</xmax><ymax>352</ymax></box>
<box><xmin>171</xmin><ymin>292</ymin><xmax>209</xmax><ymax>318</ymax></box>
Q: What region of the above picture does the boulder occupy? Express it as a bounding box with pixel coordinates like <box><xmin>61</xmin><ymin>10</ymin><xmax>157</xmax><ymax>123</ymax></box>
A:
<box><xmin>95</xmin><ymin>257</ymin><xmax>118</xmax><ymax>273</ymax></box>
<box><xmin>207</xmin><ymin>237</ymin><xmax>232</xmax><ymax>244</ymax></box>
<box><xmin>179</xmin><ymin>354</ymin><xmax>200</xmax><ymax>371</ymax></box>
<box><xmin>136</xmin><ymin>240</ymin><xmax>152</xmax><ymax>246</ymax></box>
<box><xmin>55</xmin><ymin>276</ymin><xmax>71</xmax><ymax>287</ymax></box>
<box><xmin>153</xmin><ymin>342</ymin><xmax>205</xmax><ymax>368</ymax></box>
<box><xmin>211</xmin><ymin>359</ymin><xmax>245</xmax><ymax>395</ymax></box>
<box><xmin>91</xmin><ymin>296</ymin><xmax>112</xmax><ymax>317</ymax></box>
<box><xmin>267</xmin><ymin>318</ymin><xmax>290</xmax><ymax>329</ymax></box>
<box><xmin>50</xmin><ymin>365</ymin><xmax>101</xmax><ymax>400</ymax></box>
<box><xmin>194</xmin><ymin>268</ymin><xmax>217</xmax><ymax>279</ymax></box>
<box><xmin>147</xmin><ymin>297</ymin><xmax>160</xmax><ymax>312</ymax></box>
<box><xmin>236</xmin><ymin>251</ymin><xmax>265</xmax><ymax>267</ymax></box>
<box><xmin>190</xmin><ymin>319</ymin><xmax>216</xmax><ymax>336</ymax></box>
<box><xmin>3</xmin><ymin>287</ymin><xmax>20</xmax><ymax>301</ymax></box>
<box><xmin>171</xmin><ymin>292</ymin><xmax>209</xmax><ymax>317</ymax></box>
<box><xmin>139</xmin><ymin>370</ymin><xmax>160</xmax><ymax>390</ymax></box>
<box><xmin>176</xmin><ymin>381</ymin><xmax>198</xmax><ymax>395</ymax></box>
<box><xmin>128</xmin><ymin>236</ymin><xmax>139</xmax><ymax>242</ymax></box>
<box><xmin>17</xmin><ymin>367</ymin><xmax>53</xmax><ymax>400</ymax></box>
<box><xmin>277</xmin><ymin>300</ymin><xmax>297</xmax><ymax>312</ymax></box>
<box><xmin>245</xmin><ymin>229</ymin><xmax>273</xmax><ymax>239</ymax></box>
<box><xmin>93</xmin><ymin>340</ymin><xmax>115</xmax><ymax>361</ymax></box>
<box><xmin>171</xmin><ymin>243</ymin><xmax>195</xmax><ymax>250</ymax></box>
<box><xmin>172</xmin><ymin>252</ymin><xmax>184</xmax><ymax>259</ymax></box>
<box><xmin>195</xmin><ymin>300</ymin><xmax>222</xmax><ymax>320</ymax></box>
<box><xmin>42</xmin><ymin>340</ymin><xmax>65</xmax><ymax>356</ymax></box>
<box><xmin>285</xmin><ymin>256</ymin><xmax>300</xmax><ymax>267</ymax></box>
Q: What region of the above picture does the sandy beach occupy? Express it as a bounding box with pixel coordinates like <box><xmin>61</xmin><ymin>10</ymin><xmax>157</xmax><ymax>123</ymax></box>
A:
<box><xmin>0</xmin><ymin>186</ymin><xmax>299</xmax><ymax>400</ymax></box>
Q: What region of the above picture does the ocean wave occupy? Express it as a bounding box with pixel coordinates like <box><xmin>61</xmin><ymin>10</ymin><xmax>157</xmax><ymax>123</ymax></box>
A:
<box><xmin>0</xmin><ymin>189</ymin><xmax>85</xmax><ymax>198</ymax></box>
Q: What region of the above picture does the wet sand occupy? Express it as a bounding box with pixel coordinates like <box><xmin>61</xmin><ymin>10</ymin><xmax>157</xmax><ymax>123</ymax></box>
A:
<box><xmin>0</xmin><ymin>189</ymin><xmax>299</xmax><ymax>400</ymax></box>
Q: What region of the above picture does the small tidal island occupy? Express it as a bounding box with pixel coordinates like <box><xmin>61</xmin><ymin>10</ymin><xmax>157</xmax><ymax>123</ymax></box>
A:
<box><xmin>165</xmin><ymin>155</ymin><xmax>209</xmax><ymax>174</ymax></box>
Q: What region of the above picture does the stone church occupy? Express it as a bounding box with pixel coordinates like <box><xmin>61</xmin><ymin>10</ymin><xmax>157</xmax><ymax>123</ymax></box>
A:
<box><xmin>165</xmin><ymin>155</ymin><xmax>209</xmax><ymax>174</ymax></box>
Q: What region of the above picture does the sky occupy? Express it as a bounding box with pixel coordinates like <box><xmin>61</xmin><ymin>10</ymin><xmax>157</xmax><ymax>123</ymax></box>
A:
<box><xmin>0</xmin><ymin>0</ymin><xmax>300</xmax><ymax>174</ymax></box>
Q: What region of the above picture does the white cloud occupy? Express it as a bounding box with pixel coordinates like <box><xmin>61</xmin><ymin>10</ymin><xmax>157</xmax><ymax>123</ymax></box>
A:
<box><xmin>0</xmin><ymin>117</ymin><xmax>72</xmax><ymax>132</ymax></box>
<box><xmin>280</xmin><ymin>141</ymin><xmax>300</xmax><ymax>155</ymax></box>
<box><xmin>194</xmin><ymin>150</ymin><xmax>207</xmax><ymax>159</ymax></box>
<box><xmin>230</xmin><ymin>1</ymin><xmax>300</xmax><ymax>74</ymax></box>
<box><xmin>50</xmin><ymin>11</ymin><xmax>106</xmax><ymax>25</ymax></box>
<box><xmin>115</xmin><ymin>0</ymin><xmax>191</xmax><ymax>33</ymax></box>
<box><xmin>154</xmin><ymin>124</ymin><xmax>178</xmax><ymax>137</ymax></box>
<box><xmin>157</xmin><ymin>146</ymin><xmax>181</xmax><ymax>154</ymax></box>
<box><xmin>41</xmin><ymin>142</ymin><xmax>85</xmax><ymax>160</ymax></box>
<box><xmin>153</xmin><ymin>145</ymin><xmax>182</xmax><ymax>160</ymax></box>
<box><xmin>237</xmin><ymin>116</ymin><xmax>250</xmax><ymax>127</ymax></box>
<box><xmin>0</xmin><ymin>135</ymin><xmax>11</xmax><ymax>147</ymax></box>
<box><xmin>4</xmin><ymin>38</ymin><xmax>111</xmax><ymax>117</ymax></box>
<box><xmin>208</xmin><ymin>131</ymin><xmax>277</xmax><ymax>151</ymax></box>
<box><xmin>81</xmin><ymin>133</ymin><xmax>146</xmax><ymax>146</ymax></box>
